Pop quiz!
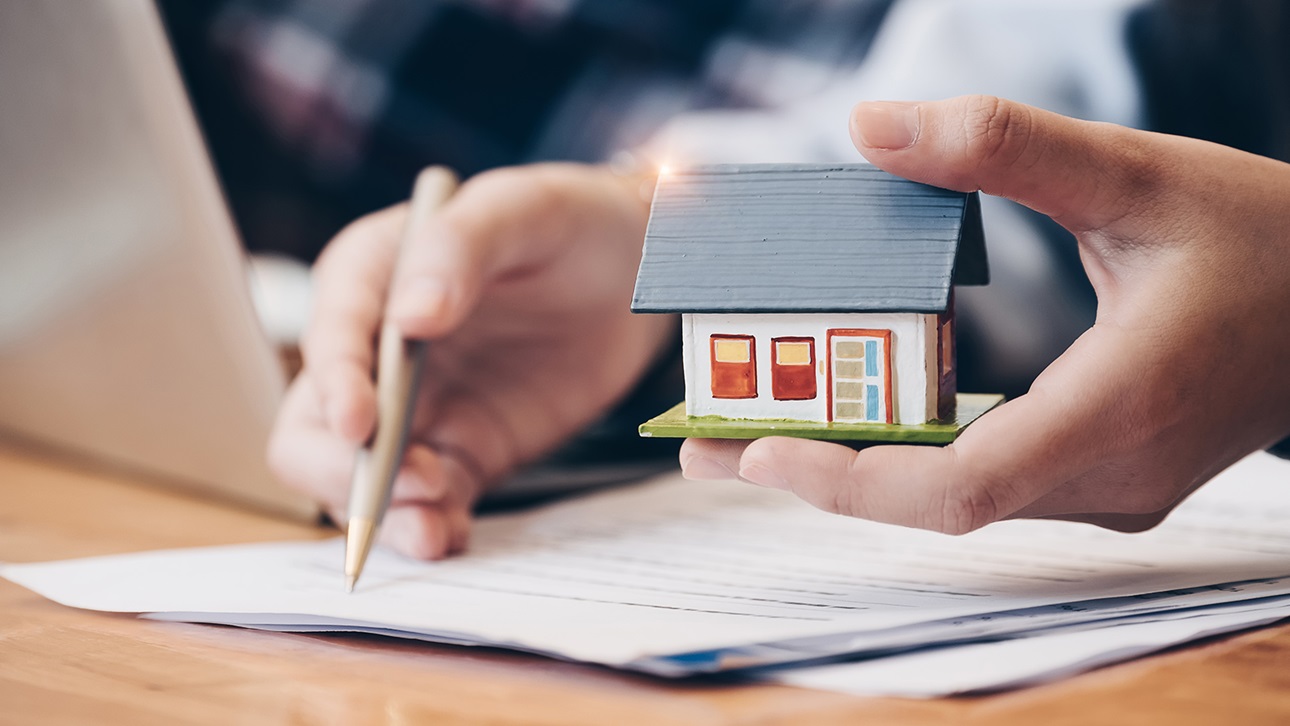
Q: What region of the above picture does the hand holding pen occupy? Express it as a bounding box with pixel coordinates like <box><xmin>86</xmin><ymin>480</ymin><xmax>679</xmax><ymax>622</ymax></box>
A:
<box><xmin>267</xmin><ymin>163</ymin><xmax>675</xmax><ymax>576</ymax></box>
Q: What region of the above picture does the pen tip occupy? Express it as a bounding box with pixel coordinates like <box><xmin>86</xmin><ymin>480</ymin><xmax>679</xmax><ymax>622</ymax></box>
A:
<box><xmin>344</xmin><ymin>517</ymin><xmax>376</xmax><ymax>594</ymax></box>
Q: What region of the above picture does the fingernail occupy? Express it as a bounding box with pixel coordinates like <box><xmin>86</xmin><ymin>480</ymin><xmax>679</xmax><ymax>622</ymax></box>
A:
<box><xmin>390</xmin><ymin>278</ymin><xmax>449</xmax><ymax>322</ymax></box>
<box><xmin>681</xmin><ymin>456</ymin><xmax>739</xmax><ymax>481</ymax></box>
<box><xmin>739</xmin><ymin>463</ymin><xmax>790</xmax><ymax>491</ymax></box>
<box><xmin>853</xmin><ymin>101</ymin><xmax>921</xmax><ymax>150</ymax></box>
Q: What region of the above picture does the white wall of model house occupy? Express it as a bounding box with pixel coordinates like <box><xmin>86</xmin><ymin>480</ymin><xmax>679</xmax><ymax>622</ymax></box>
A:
<box><xmin>683</xmin><ymin>312</ymin><xmax>939</xmax><ymax>425</ymax></box>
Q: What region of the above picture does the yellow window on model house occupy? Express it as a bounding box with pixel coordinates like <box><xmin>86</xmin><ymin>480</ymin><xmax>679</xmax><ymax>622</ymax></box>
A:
<box><xmin>713</xmin><ymin>338</ymin><xmax>751</xmax><ymax>363</ymax></box>
<box><xmin>775</xmin><ymin>342</ymin><xmax>812</xmax><ymax>365</ymax></box>
<box><xmin>711</xmin><ymin>335</ymin><xmax>757</xmax><ymax>399</ymax></box>
<box><xmin>771</xmin><ymin>338</ymin><xmax>816</xmax><ymax>401</ymax></box>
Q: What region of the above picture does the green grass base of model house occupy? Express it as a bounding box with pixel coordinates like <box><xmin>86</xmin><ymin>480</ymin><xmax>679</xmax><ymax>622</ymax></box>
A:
<box><xmin>638</xmin><ymin>393</ymin><xmax>1005</xmax><ymax>444</ymax></box>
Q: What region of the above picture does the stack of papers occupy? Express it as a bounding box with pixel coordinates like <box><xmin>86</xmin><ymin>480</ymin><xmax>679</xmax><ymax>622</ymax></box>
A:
<box><xmin>5</xmin><ymin>453</ymin><xmax>1290</xmax><ymax>696</ymax></box>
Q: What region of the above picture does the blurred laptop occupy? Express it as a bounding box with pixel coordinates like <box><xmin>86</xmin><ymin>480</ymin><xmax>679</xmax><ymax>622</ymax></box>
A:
<box><xmin>0</xmin><ymin>0</ymin><xmax>316</xmax><ymax>519</ymax></box>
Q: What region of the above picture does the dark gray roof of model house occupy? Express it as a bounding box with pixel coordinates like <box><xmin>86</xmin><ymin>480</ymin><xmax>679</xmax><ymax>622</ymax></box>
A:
<box><xmin>631</xmin><ymin>163</ymin><xmax>987</xmax><ymax>314</ymax></box>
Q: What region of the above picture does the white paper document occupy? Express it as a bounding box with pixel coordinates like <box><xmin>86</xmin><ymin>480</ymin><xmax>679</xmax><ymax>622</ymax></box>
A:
<box><xmin>4</xmin><ymin>454</ymin><xmax>1290</xmax><ymax>681</ymax></box>
<box><xmin>769</xmin><ymin>593</ymin><xmax>1290</xmax><ymax>697</ymax></box>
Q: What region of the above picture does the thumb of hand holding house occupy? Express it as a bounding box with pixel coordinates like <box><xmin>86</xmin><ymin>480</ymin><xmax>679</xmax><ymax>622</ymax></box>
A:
<box><xmin>682</xmin><ymin>95</ymin><xmax>1290</xmax><ymax>537</ymax></box>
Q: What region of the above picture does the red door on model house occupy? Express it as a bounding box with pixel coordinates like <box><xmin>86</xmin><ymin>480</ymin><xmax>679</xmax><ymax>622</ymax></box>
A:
<box><xmin>827</xmin><ymin>329</ymin><xmax>893</xmax><ymax>424</ymax></box>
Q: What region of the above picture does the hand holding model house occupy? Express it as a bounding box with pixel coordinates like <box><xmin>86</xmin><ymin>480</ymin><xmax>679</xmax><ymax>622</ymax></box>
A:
<box><xmin>680</xmin><ymin>96</ymin><xmax>1290</xmax><ymax>536</ymax></box>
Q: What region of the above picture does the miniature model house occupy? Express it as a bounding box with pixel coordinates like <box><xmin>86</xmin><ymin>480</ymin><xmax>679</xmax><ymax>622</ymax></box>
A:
<box><xmin>632</xmin><ymin>163</ymin><xmax>997</xmax><ymax>442</ymax></box>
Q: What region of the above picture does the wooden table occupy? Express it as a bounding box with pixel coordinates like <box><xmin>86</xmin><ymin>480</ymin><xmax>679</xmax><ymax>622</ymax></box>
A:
<box><xmin>4</xmin><ymin>442</ymin><xmax>1290</xmax><ymax>726</ymax></box>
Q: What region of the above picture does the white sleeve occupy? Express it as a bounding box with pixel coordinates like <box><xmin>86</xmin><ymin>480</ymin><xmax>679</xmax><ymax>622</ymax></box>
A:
<box><xmin>647</xmin><ymin>0</ymin><xmax>1147</xmax><ymax>165</ymax></box>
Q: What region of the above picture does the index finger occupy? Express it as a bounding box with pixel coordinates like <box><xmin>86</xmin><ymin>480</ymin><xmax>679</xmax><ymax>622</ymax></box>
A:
<box><xmin>302</xmin><ymin>204</ymin><xmax>404</xmax><ymax>441</ymax></box>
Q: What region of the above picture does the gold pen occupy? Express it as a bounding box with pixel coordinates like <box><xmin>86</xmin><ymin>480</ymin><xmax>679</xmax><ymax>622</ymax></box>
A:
<box><xmin>345</xmin><ymin>166</ymin><xmax>460</xmax><ymax>592</ymax></box>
